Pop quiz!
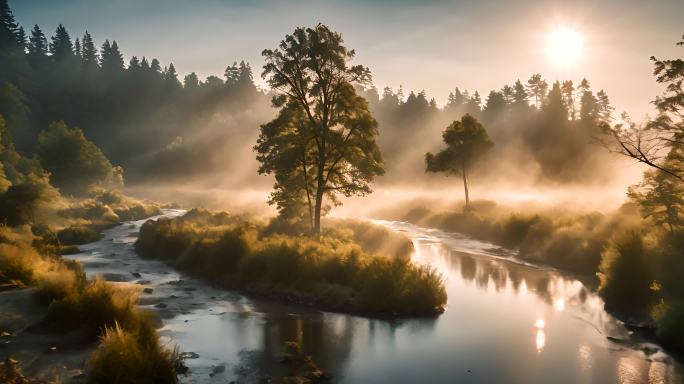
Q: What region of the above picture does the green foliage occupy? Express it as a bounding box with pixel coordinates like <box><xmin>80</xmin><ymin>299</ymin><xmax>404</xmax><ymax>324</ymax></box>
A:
<box><xmin>136</xmin><ymin>210</ymin><xmax>446</xmax><ymax>316</ymax></box>
<box><xmin>598</xmin><ymin>231</ymin><xmax>656</xmax><ymax>318</ymax></box>
<box><xmin>629</xmin><ymin>164</ymin><xmax>684</xmax><ymax>232</ymax></box>
<box><xmin>426</xmin><ymin>114</ymin><xmax>492</xmax><ymax>208</ymax></box>
<box><xmin>38</xmin><ymin>121</ymin><xmax>123</xmax><ymax>196</ymax></box>
<box><xmin>426</xmin><ymin>114</ymin><xmax>493</xmax><ymax>175</ymax></box>
<box><xmin>258</xmin><ymin>24</ymin><xmax>384</xmax><ymax>236</ymax></box>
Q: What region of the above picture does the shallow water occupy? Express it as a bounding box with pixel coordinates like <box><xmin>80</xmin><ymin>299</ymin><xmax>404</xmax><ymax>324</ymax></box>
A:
<box><xmin>67</xmin><ymin>210</ymin><xmax>684</xmax><ymax>384</ymax></box>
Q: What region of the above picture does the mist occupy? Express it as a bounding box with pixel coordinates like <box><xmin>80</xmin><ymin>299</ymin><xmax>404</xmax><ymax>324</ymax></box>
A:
<box><xmin>2</xmin><ymin>1</ymin><xmax>684</xmax><ymax>383</ymax></box>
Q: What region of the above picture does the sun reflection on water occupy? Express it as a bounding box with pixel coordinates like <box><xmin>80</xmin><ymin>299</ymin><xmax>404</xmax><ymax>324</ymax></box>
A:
<box><xmin>536</xmin><ymin>329</ymin><xmax>546</xmax><ymax>352</ymax></box>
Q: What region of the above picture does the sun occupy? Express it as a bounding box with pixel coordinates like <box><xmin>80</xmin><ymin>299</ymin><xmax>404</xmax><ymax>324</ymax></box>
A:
<box><xmin>546</xmin><ymin>27</ymin><xmax>584</xmax><ymax>67</ymax></box>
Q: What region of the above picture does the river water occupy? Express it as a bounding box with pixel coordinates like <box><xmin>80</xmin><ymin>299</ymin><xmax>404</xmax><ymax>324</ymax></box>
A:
<box><xmin>66</xmin><ymin>210</ymin><xmax>684</xmax><ymax>384</ymax></box>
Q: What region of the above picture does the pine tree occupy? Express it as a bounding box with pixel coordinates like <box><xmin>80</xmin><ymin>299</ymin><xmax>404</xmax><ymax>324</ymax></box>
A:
<box><xmin>501</xmin><ymin>85</ymin><xmax>514</xmax><ymax>106</ymax></box>
<box><xmin>484</xmin><ymin>91</ymin><xmax>506</xmax><ymax>115</ymax></box>
<box><xmin>49</xmin><ymin>24</ymin><xmax>74</xmax><ymax>62</ymax></box>
<box><xmin>164</xmin><ymin>63</ymin><xmax>181</xmax><ymax>87</ymax></box>
<box><xmin>81</xmin><ymin>31</ymin><xmax>98</xmax><ymax>69</ymax></box>
<box><xmin>28</xmin><ymin>24</ymin><xmax>48</xmax><ymax>57</ymax></box>
<box><xmin>468</xmin><ymin>91</ymin><xmax>482</xmax><ymax>112</ymax></box>
<box><xmin>74</xmin><ymin>37</ymin><xmax>82</xmax><ymax>59</ymax></box>
<box><xmin>561</xmin><ymin>80</ymin><xmax>575</xmax><ymax>120</ymax></box>
<box><xmin>140</xmin><ymin>57</ymin><xmax>150</xmax><ymax>70</ymax></box>
<box><xmin>225</xmin><ymin>61</ymin><xmax>240</xmax><ymax>84</ymax></box>
<box><xmin>150</xmin><ymin>58</ymin><xmax>161</xmax><ymax>73</ymax></box>
<box><xmin>578</xmin><ymin>78</ymin><xmax>598</xmax><ymax>121</ymax></box>
<box><xmin>0</xmin><ymin>0</ymin><xmax>21</xmax><ymax>51</ymax></box>
<box><xmin>512</xmin><ymin>80</ymin><xmax>528</xmax><ymax>108</ymax></box>
<box><xmin>100</xmin><ymin>39</ymin><xmax>124</xmax><ymax>72</ymax></box>
<box><xmin>16</xmin><ymin>26</ymin><xmax>26</xmax><ymax>51</ymax></box>
<box><xmin>526</xmin><ymin>74</ymin><xmax>548</xmax><ymax>108</ymax></box>
<box><xmin>596</xmin><ymin>90</ymin><xmax>613</xmax><ymax>122</ymax></box>
<box><xmin>128</xmin><ymin>56</ymin><xmax>141</xmax><ymax>70</ymax></box>
<box><xmin>183</xmin><ymin>72</ymin><xmax>199</xmax><ymax>88</ymax></box>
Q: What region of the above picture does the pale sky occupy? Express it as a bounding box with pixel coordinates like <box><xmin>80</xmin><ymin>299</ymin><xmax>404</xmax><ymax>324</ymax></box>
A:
<box><xmin>12</xmin><ymin>0</ymin><xmax>684</xmax><ymax>118</ymax></box>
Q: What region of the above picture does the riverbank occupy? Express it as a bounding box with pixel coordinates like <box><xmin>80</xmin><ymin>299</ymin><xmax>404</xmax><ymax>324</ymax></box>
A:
<box><xmin>393</xmin><ymin>200</ymin><xmax>684</xmax><ymax>356</ymax></box>
<box><xmin>0</xmin><ymin>203</ymin><xmax>179</xmax><ymax>383</ymax></box>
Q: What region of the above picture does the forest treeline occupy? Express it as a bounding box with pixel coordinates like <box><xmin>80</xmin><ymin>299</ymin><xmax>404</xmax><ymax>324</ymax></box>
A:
<box><xmin>1</xmin><ymin>0</ymin><xmax>616</xmax><ymax>189</ymax></box>
<box><xmin>0</xmin><ymin>0</ymin><xmax>265</xmax><ymax>183</ymax></box>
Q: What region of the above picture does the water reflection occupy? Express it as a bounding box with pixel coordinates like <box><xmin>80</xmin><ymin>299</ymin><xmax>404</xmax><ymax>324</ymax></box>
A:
<box><xmin>157</xmin><ymin>219</ymin><xmax>684</xmax><ymax>384</ymax></box>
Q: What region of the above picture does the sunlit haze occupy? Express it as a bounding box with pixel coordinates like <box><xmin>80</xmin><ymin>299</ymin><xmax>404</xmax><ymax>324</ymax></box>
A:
<box><xmin>2</xmin><ymin>1</ymin><xmax>684</xmax><ymax>383</ymax></box>
<box><xmin>11</xmin><ymin>0</ymin><xmax>684</xmax><ymax>117</ymax></box>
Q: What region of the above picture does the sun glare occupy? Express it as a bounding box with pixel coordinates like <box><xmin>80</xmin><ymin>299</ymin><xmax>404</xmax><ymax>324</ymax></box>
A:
<box><xmin>546</xmin><ymin>27</ymin><xmax>584</xmax><ymax>67</ymax></box>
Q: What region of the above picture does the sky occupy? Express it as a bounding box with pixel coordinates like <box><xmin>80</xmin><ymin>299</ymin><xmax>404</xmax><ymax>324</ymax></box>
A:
<box><xmin>11</xmin><ymin>0</ymin><xmax>684</xmax><ymax>118</ymax></box>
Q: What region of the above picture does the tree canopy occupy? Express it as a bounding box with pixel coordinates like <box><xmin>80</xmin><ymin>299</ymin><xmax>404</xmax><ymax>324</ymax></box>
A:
<box><xmin>38</xmin><ymin>121</ymin><xmax>123</xmax><ymax>196</ymax></box>
<box><xmin>256</xmin><ymin>24</ymin><xmax>384</xmax><ymax>236</ymax></box>
<box><xmin>426</xmin><ymin>114</ymin><xmax>492</xmax><ymax>209</ymax></box>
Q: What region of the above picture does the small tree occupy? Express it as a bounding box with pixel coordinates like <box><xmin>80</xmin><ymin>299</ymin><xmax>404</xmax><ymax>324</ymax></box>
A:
<box><xmin>426</xmin><ymin>114</ymin><xmax>492</xmax><ymax>210</ymax></box>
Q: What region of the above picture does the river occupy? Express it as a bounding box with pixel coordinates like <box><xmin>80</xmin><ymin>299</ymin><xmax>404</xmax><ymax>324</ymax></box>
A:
<box><xmin>66</xmin><ymin>210</ymin><xmax>684</xmax><ymax>384</ymax></box>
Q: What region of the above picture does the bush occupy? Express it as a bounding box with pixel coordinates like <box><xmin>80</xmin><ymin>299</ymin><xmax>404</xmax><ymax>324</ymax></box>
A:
<box><xmin>598</xmin><ymin>231</ymin><xmax>656</xmax><ymax>319</ymax></box>
<box><xmin>87</xmin><ymin>315</ymin><xmax>179</xmax><ymax>384</ymax></box>
<box><xmin>0</xmin><ymin>242</ymin><xmax>40</xmax><ymax>285</ymax></box>
<box><xmin>40</xmin><ymin>276</ymin><xmax>139</xmax><ymax>336</ymax></box>
<box><xmin>137</xmin><ymin>210</ymin><xmax>446</xmax><ymax>317</ymax></box>
<box><xmin>652</xmin><ymin>300</ymin><xmax>684</xmax><ymax>351</ymax></box>
<box><xmin>57</xmin><ymin>225</ymin><xmax>101</xmax><ymax>245</ymax></box>
<box><xmin>58</xmin><ymin>190</ymin><xmax>162</xmax><ymax>226</ymax></box>
<box><xmin>38</xmin><ymin>121</ymin><xmax>123</xmax><ymax>196</ymax></box>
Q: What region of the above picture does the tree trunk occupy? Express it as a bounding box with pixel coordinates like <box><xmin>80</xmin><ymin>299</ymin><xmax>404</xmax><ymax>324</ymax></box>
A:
<box><xmin>314</xmin><ymin>183</ymin><xmax>323</xmax><ymax>239</ymax></box>
<box><xmin>462</xmin><ymin>160</ymin><xmax>470</xmax><ymax>211</ymax></box>
<box><xmin>313</xmin><ymin>146</ymin><xmax>326</xmax><ymax>239</ymax></box>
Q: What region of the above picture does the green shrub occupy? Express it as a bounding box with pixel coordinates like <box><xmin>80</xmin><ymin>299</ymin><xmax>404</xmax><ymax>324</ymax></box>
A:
<box><xmin>38</xmin><ymin>121</ymin><xmax>123</xmax><ymax>196</ymax></box>
<box><xmin>598</xmin><ymin>231</ymin><xmax>656</xmax><ymax>318</ymax></box>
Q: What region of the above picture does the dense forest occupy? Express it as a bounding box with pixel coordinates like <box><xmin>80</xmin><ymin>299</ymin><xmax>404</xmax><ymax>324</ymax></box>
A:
<box><xmin>1</xmin><ymin>0</ymin><xmax>616</xmax><ymax>191</ymax></box>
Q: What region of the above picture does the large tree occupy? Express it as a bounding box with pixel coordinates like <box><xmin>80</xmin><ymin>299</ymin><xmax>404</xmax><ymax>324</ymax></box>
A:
<box><xmin>426</xmin><ymin>114</ymin><xmax>493</xmax><ymax>210</ymax></box>
<box><xmin>603</xmin><ymin>35</ymin><xmax>684</xmax><ymax>181</ymax></box>
<box><xmin>256</xmin><ymin>24</ymin><xmax>384</xmax><ymax>237</ymax></box>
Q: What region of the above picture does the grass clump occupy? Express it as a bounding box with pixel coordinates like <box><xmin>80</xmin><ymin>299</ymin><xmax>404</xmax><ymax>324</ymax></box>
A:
<box><xmin>87</xmin><ymin>317</ymin><xmax>179</xmax><ymax>384</ymax></box>
<box><xmin>136</xmin><ymin>209</ymin><xmax>446</xmax><ymax>317</ymax></box>
<box><xmin>37</xmin><ymin>276</ymin><xmax>139</xmax><ymax>337</ymax></box>
<box><xmin>0</xmin><ymin>357</ymin><xmax>47</xmax><ymax>384</ymax></box>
